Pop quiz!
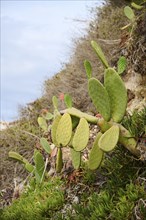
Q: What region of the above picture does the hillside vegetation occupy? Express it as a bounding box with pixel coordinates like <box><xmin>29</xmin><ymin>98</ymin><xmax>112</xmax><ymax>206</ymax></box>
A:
<box><xmin>0</xmin><ymin>0</ymin><xmax>146</xmax><ymax>219</ymax></box>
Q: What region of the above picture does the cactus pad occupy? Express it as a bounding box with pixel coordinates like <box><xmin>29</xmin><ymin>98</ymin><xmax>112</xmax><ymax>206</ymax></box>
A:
<box><xmin>25</xmin><ymin>163</ymin><xmax>34</xmax><ymax>173</ymax></box>
<box><xmin>70</xmin><ymin>148</ymin><xmax>81</xmax><ymax>169</ymax></box>
<box><xmin>117</xmin><ymin>56</ymin><xmax>127</xmax><ymax>75</ymax></box>
<box><xmin>88</xmin><ymin>132</ymin><xmax>104</xmax><ymax>170</ymax></box>
<box><xmin>91</xmin><ymin>41</ymin><xmax>109</xmax><ymax>68</ymax></box>
<box><xmin>34</xmin><ymin>150</ymin><xmax>45</xmax><ymax>183</ymax></box>
<box><xmin>51</xmin><ymin>115</ymin><xmax>61</xmax><ymax>146</ymax></box>
<box><xmin>37</xmin><ymin>117</ymin><xmax>48</xmax><ymax>132</ymax></box>
<box><xmin>88</xmin><ymin>78</ymin><xmax>111</xmax><ymax>121</ymax></box>
<box><xmin>99</xmin><ymin>125</ymin><xmax>119</xmax><ymax>152</ymax></box>
<box><xmin>72</xmin><ymin>118</ymin><xmax>89</xmax><ymax>151</ymax></box>
<box><xmin>9</xmin><ymin>151</ymin><xmax>28</xmax><ymax>164</ymax></box>
<box><xmin>84</xmin><ymin>60</ymin><xmax>92</xmax><ymax>79</ymax></box>
<box><xmin>56</xmin><ymin>113</ymin><xmax>72</xmax><ymax>146</ymax></box>
<box><xmin>40</xmin><ymin>137</ymin><xmax>51</xmax><ymax>154</ymax></box>
<box><xmin>104</xmin><ymin>68</ymin><xmax>127</xmax><ymax>122</ymax></box>
<box><xmin>56</xmin><ymin>148</ymin><xmax>63</xmax><ymax>173</ymax></box>
<box><xmin>64</xmin><ymin>94</ymin><xmax>72</xmax><ymax>108</ymax></box>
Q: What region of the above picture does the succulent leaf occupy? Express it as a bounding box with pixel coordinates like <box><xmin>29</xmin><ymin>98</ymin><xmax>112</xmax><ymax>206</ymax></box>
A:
<box><xmin>9</xmin><ymin>151</ymin><xmax>28</xmax><ymax>164</ymax></box>
<box><xmin>131</xmin><ymin>2</ymin><xmax>143</xmax><ymax>10</ymax></box>
<box><xmin>104</xmin><ymin>68</ymin><xmax>127</xmax><ymax>123</ymax></box>
<box><xmin>72</xmin><ymin>118</ymin><xmax>89</xmax><ymax>151</ymax></box>
<box><xmin>52</xmin><ymin>95</ymin><xmax>58</xmax><ymax>109</ymax></box>
<box><xmin>91</xmin><ymin>41</ymin><xmax>109</xmax><ymax>68</ymax></box>
<box><xmin>64</xmin><ymin>94</ymin><xmax>72</xmax><ymax>108</ymax></box>
<box><xmin>43</xmin><ymin>112</ymin><xmax>54</xmax><ymax>120</ymax></box>
<box><xmin>124</xmin><ymin>6</ymin><xmax>135</xmax><ymax>20</ymax></box>
<box><xmin>56</xmin><ymin>113</ymin><xmax>72</xmax><ymax>146</ymax></box>
<box><xmin>84</xmin><ymin>60</ymin><xmax>92</xmax><ymax>79</ymax></box>
<box><xmin>40</xmin><ymin>137</ymin><xmax>51</xmax><ymax>154</ymax></box>
<box><xmin>99</xmin><ymin>125</ymin><xmax>119</xmax><ymax>152</ymax></box>
<box><xmin>56</xmin><ymin>148</ymin><xmax>63</xmax><ymax>173</ymax></box>
<box><xmin>117</xmin><ymin>56</ymin><xmax>127</xmax><ymax>75</ymax></box>
<box><xmin>37</xmin><ymin>117</ymin><xmax>48</xmax><ymax>132</ymax></box>
<box><xmin>34</xmin><ymin>150</ymin><xmax>45</xmax><ymax>183</ymax></box>
<box><xmin>51</xmin><ymin>114</ymin><xmax>62</xmax><ymax>146</ymax></box>
<box><xmin>88</xmin><ymin>132</ymin><xmax>104</xmax><ymax>170</ymax></box>
<box><xmin>25</xmin><ymin>163</ymin><xmax>34</xmax><ymax>173</ymax></box>
<box><xmin>88</xmin><ymin>77</ymin><xmax>111</xmax><ymax>121</ymax></box>
<box><xmin>70</xmin><ymin>148</ymin><xmax>81</xmax><ymax>169</ymax></box>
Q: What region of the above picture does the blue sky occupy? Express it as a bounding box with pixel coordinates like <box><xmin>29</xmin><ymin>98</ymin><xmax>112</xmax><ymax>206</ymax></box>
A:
<box><xmin>1</xmin><ymin>0</ymin><xmax>104</xmax><ymax>121</ymax></box>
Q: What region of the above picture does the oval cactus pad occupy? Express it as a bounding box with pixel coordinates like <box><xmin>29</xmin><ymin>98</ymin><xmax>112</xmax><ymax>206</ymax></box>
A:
<box><xmin>72</xmin><ymin>118</ymin><xmax>89</xmax><ymax>151</ymax></box>
<box><xmin>88</xmin><ymin>132</ymin><xmax>104</xmax><ymax>170</ymax></box>
<box><xmin>88</xmin><ymin>78</ymin><xmax>111</xmax><ymax>121</ymax></box>
<box><xmin>104</xmin><ymin>68</ymin><xmax>127</xmax><ymax>122</ymax></box>
<box><xmin>51</xmin><ymin>115</ymin><xmax>61</xmax><ymax>146</ymax></box>
<box><xmin>99</xmin><ymin>125</ymin><xmax>119</xmax><ymax>152</ymax></box>
<box><xmin>70</xmin><ymin>148</ymin><xmax>81</xmax><ymax>169</ymax></box>
<box><xmin>56</xmin><ymin>148</ymin><xmax>63</xmax><ymax>173</ymax></box>
<box><xmin>56</xmin><ymin>113</ymin><xmax>72</xmax><ymax>146</ymax></box>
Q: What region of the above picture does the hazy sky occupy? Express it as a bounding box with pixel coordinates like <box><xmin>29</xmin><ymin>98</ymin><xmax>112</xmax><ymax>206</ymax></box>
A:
<box><xmin>1</xmin><ymin>0</ymin><xmax>104</xmax><ymax>121</ymax></box>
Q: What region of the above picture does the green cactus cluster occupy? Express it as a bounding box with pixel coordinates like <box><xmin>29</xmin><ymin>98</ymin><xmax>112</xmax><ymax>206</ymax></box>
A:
<box><xmin>8</xmin><ymin>41</ymin><xmax>140</xmax><ymax>177</ymax></box>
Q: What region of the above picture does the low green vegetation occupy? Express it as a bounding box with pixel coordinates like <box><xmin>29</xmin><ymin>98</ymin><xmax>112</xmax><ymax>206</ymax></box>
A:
<box><xmin>1</xmin><ymin>178</ymin><xmax>64</xmax><ymax>220</ymax></box>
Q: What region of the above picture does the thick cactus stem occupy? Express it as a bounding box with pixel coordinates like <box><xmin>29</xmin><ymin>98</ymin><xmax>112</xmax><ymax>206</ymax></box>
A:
<box><xmin>97</xmin><ymin>119</ymin><xmax>139</xmax><ymax>156</ymax></box>
<box><xmin>104</xmin><ymin>68</ymin><xmax>127</xmax><ymax>123</ymax></box>
<box><xmin>61</xmin><ymin>107</ymin><xmax>98</xmax><ymax>124</ymax></box>
<box><xmin>88</xmin><ymin>77</ymin><xmax>111</xmax><ymax>121</ymax></box>
<box><xmin>119</xmin><ymin>125</ymin><xmax>140</xmax><ymax>156</ymax></box>
<box><xmin>88</xmin><ymin>132</ymin><xmax>104</xmax><ymax>170</ymax></box>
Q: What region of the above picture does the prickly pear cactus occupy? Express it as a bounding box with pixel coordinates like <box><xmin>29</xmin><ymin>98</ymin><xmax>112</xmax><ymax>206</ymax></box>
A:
<box><xmin>88</xmin><ymin>132</ymin><xmax>104</xmax><ymax>170</ymax></box>
<box><xmin>99</xmin><ymin>125</ymin><xmax>119</xmax><ymax>152</ymax></box>
<box><xmin>56</xmin><ymin>113</ymin><xmax>72</xmax><ymax>146</ymax></box>
<box><xmin>25</xmin><ymin>163</ymin><xmax>34</xmax><ymax>173</ymax></box>
<box><xmin>56</xmin><ymin>148</ymin><xmax>63</xmax><ymax>173</ymax></box>
<box><xmin>104</xmin><ymin>68</ymin><xmax>127</xmax><ymax>123</ymax></box>
<box><xmin>51</xmin><ymin>114</ymin><xmax>61</xmax><ymax>146</ymax></box>
<box><xmin>40</xmin><ymin>137</ymin><xmax>51</xmax><ymax>154</ymax></box>
<box><xmin>64</xmin><ymin>107</ymin><xmax>98</xmax><ymax>124</ymax></box>
<box><xmin>70</xmin><ymin>148</ymin><xmax>81</xmax><ymax>169</ymax></box>
<box><xmin>34</xmin><ymin>150</ymin><xmax>45</xmax><ymax>183</ymax></box>
<box><xmin>72</xmin><ymin>118</ymin><xmax>89</xmax><ymax>151</ymax></box>
<box><xmin>117</xmin><ymin>56</ymin><xmax>127</xmax><ymax>75</ymax></box>
<box><xmin>9</xmin><ymin>151</ymin><xmax>29</xmax><ymax>164</ymax></box>
<box><xmin>88</xmin><ymin>78</ymin><xmax>111</xmax><ymax>121</ymax></box>
<box><xmin>38</xmin><ymin>117</ymin><xmax>48</xmax><ymax>132</ymax></box>
<box><xmin>84</xmin><ymin>60</ymin><xmax>92</xmax><ymax>79</ymax></box>
<box><xmin>91</xmin><ymin>41</ymin><xmax>109</xmax><ymax>68</ymax></box>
